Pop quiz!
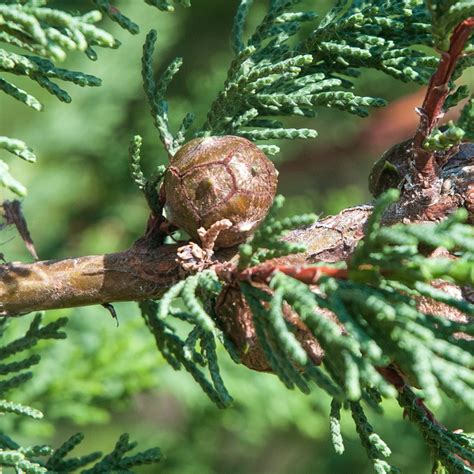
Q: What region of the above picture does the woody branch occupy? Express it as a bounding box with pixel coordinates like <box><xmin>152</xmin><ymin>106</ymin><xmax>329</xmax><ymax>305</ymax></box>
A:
<box><xmin>412</xmin><ymin>17</ymin><xmax>474</xmax><ymax>184</ymax></box>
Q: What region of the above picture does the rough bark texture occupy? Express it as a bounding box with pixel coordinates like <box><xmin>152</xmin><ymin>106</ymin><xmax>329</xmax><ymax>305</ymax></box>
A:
<box><xmin>0</xmin><ymin>207</ymin><xmax>371</xmax><ymax>317</ymax></box>
<box><xmin>0</xmin><ymin>243</ymin><xmax>179</xmax><ymax>316</ymax></box>
<box><xmin>372</xmin><ymin>142</ymin><xmax>474</xmax><ymax>224</ymax></box>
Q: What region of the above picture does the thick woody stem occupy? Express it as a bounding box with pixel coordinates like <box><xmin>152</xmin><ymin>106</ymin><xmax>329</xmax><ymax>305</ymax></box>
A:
<box><xmin>0</xmin><ymin>206</ymin><xmax>372</xmax><ymax>316</ymax></box>
<box><xmin>413</xmin><ymin>17</ymin><xmax>474</xmax><ymax>183</ymax></box>
<box><xmin>0</xmin><ymin>243</ymin><xmax>182</xmax><ymax>316</ymax></box>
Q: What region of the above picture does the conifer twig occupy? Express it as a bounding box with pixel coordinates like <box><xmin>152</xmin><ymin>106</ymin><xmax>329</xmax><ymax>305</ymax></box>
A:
<box><xmin>238</xmin><ymin>264</ymin><xmax>348</xmax><ymax>285</ymax></box>
<box><xmin>379</xmin><ymin>365</ymin><xmax>474</xmax><ymax>471</ymax></box>
<box><xmin>413</xmin><ymin>17</ymin><xmax>474</xmax><ymax>184</ymax></box>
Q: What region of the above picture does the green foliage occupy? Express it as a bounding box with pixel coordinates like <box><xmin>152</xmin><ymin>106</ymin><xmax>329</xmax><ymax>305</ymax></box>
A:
<box><xmin>91</xmin><ymin>0</ymin><xmax>140</xmax><ymax>35</ymax></box>
<box><xmin>458</xmin><ymin>96</ymin><xmax>474</xmax><ymax>140</ymax></box>
<box><xmin>198</xmin><ymin>0</ymin><xmax>448</xmax><ymax>154</ymax></box>
<box><xmin>399</xmin><ymin>386</ymin><xmax>474</xmax><ymax>474</ymax></box>
<box><xmin>138</xmin><ymin>0</ymin><xmax>472</xmax><ymax>158</ymax></box>
<box><xmin>0</xmin><ymin>314</ymin><xmax>162</xmax><ymax>473</ymax></box>
<box><xmin>329</xmin><ymin>399</ymin><xmax>344</xmax><ymax>455</ymax></box>
<box><xmin>45</xmin><ymin>432</ymin><xmax>102</xmax><ymax>472</ymax></box>
<box><xmin>239</xmin><ymin>194</ymin><xmax>317</xmax><ymax>269</ymax></box>
<box><xmin>427</xmin><ymin>0</ymin><xmax>474</xmax><ymax>50</ymax></box>
<box><xmin>201</xmin><ymin>0</ymin><xmax>392</xmax><ymax>153</ymax></box>
<box><xmin>349</xmin><ymin>401</ymin><xmax>396</xmax><ymax>474</ymax></box>
<box><xmin>141</xmin><ymin>29</ymin><xmax>195</xmax><ymax>156</ymax></box>
<box><xmin>140</xmin><ymin>270</ymin><xmax>234</xmax><ymax>409</ymax></box>
<box><xmin>445</xmin><ymin>84</ymin><xmax>470</xmax><ymax>110</ymax></box>
<box><xmin>0</xmin><ymin>0</ymin><xmax>186</xmax><ymax>196</ymax></box>
<box><xmin>247</xmin><ymin>191</ymin><xmax>473</xmax><ymax>470</ymax></box>
<box><xmin>128</xmin><ymin>133</ymin><xmax>166</xmax><ymax>214</ymax></box>
<box><xmin>0</xmin><ymin>3</ymin><xmax>116</xmax><ymax>103</ymax></box>
<box><xmin>0</xmin><ymin>3</ymin><xmax>117</xmax><ymax>62</ymax></box>
<box><xmin>0</xmin><ymin>430</ymin><xmax>161</xmax><ymax>473</ymax></box>
<box><xmin>0</xmin><ymin>136</ymin><xmax>35</xmax><ymax>195</ymax></box>
<box><xmin>19</xmin><ymin>313</ymin><xmax>161</xmax><ymax>427</ymax></box>
<box><xmin>92</xmin><ymin>0</ymin><xmax>191</xmax><ymax>34</ymax></box>
<box><xmin>423</xmin><ymin>122</ymin><xmax>465</xmax><ymax>152</ymax></box>
<box><xmin>0</xmin><ymin>1</ymin><xmax>110</xmax><ymax>195</ymax></box>
<box><xmin>80</xmin><ymin>433</ymin><xmax>161</xmax><ymax>473</ymax></box>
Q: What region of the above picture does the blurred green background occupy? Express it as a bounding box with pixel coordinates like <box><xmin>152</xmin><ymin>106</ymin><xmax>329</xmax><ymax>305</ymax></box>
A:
<box><xmin>0</xmin><ymin>1</ymin><xmax>472</xmax><ymax>473</ymax></box>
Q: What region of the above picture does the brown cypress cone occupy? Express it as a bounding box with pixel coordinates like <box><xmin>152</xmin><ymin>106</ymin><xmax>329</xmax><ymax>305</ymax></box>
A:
<box><xmin>163</xmin><ymin>136</ymin><xmax>278</xmax><ymax>248</ymax></box>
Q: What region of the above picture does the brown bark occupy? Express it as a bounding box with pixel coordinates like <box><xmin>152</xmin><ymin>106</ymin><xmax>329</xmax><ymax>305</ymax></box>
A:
<box><xmin>0</xmin><ymin>206</ymin><xmax>371</xmax><ymax>317</ymax></box>
<box><xmin>380</xmin><ymin>142</ymin><xmax>474</xmax><ymax>224</ymax></box>
<box><xmin>412</xmin><ymin>17</ymin><xmax>474</xmax><ymax>185</ymax></box>
<box><xmin>369</xmin><ymin>17</ymin><xmax>474</xmax><ymax>224</ymax></box>
<box><xmin>0</xmin><ymin>244</ymin><xmax>179</xmax><ymax>316</ymax></box>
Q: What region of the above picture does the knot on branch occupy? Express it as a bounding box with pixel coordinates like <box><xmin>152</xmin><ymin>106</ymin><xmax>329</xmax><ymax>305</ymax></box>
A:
<box><xmin>372</xmin><ymin>142</ymin><xmax>474</xmax><ymax>223</ymax></box>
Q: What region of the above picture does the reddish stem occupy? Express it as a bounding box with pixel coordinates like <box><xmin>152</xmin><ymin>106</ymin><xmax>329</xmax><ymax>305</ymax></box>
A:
<box><xmin>239</xmin><ymin>264</ymin><xmax>349</xmax><ymax>284</ymax></box>
<box><xmin>377</xmin><ymin>365</ymin><xmax>441</xmax><ymax>426</ymax></box>
<box><xmin>378</xmin><ymin>366</ymin><xmax>472</xmax><ymax>469</ymax></box>
<box><xmin>413</xmin><ymin>17</ymin><xmax>474</xmax><ymax>183</ymax></box>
